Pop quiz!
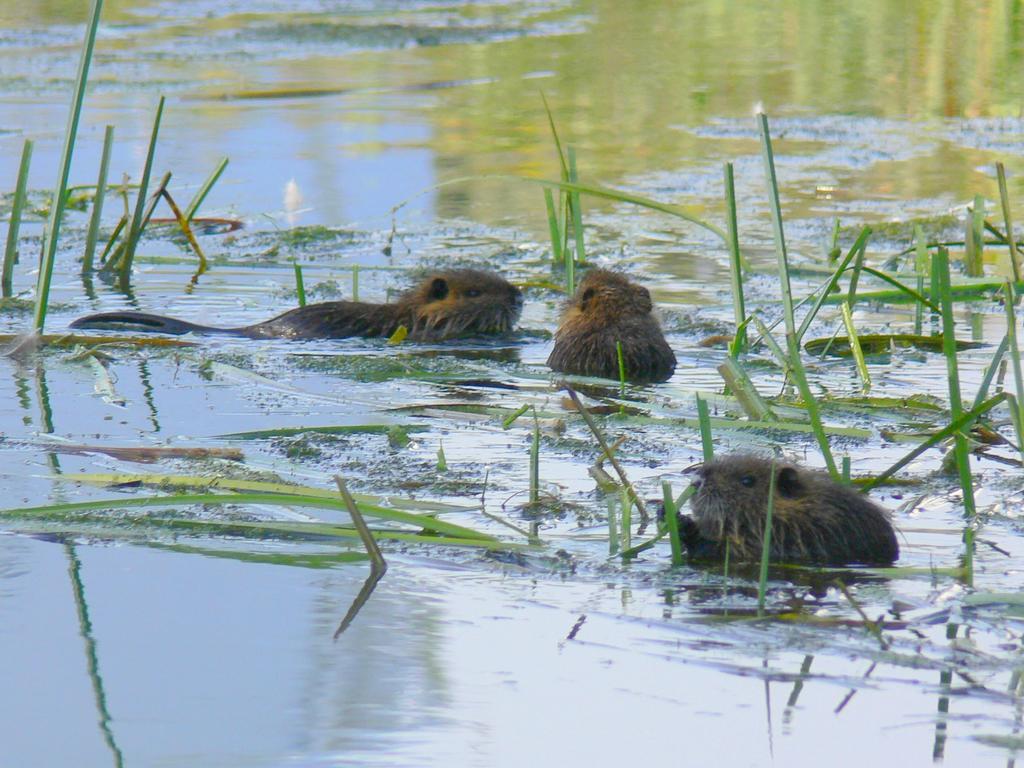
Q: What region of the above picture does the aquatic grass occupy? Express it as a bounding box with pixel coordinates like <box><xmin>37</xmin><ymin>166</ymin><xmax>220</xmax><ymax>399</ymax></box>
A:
<box><xmin>97</xmin><ymin>215</ymin><xmax>127</xmax><ymax>266</ymax></box>
<box><xmin>81</xmin><ymin>126</ymin><xmax>113</xmax><ymax>274</ymax></box>
<box><xmin>839</xmin><ymin>301</ymin><xmax>871</xmax><ymax>391</ymax></box>
<box><xmin>757</xmin><ymin>112</ymin><xmax>796</xmax><ymax>336</ymax></box>
<box><xmin>33</xmin><ymin>0</ymin><xmax>104</xmax><ymax>332</ymax></box>
<box><xmin>3</xmin><ymin>139</ymin><xmax>33</xmax><ymax>297</ymax></box>
<box><xmin>784</xmin><ymin>331</ymin><xmax>839</xmax><ymax>478</ymax></box>
<box><xmin>543</xmin><ymin>188</ymin><xmax>563</xmax><ymax>264</ymax></box>
<box><xmin>620</xmin><ymin>485</ymin><xmax>631</xmax><ymax>551</ymax></box>
<box><xmin>1002</xmin><ymin>282</ymin><xmax>1024</xmax><ymax>455</ymax></box>
<box><xmin>965</xmin><ymin>195</ymin><xmax>985</xmax><ymax>277</ymax></box>
<box><xmin>2</xmin><ymin>491</ymin><xmax>498</xmax><ymax>542</ymax></box>
<box><xmin>971</xmin><ymin>335</ymin><xmax>1010</xmax><ymax>410</ymax></box>
<box><xmin>696</xmin><ymin>394</ymin><xmax>714</xmax><ymax>461</ymax></box>
<box><xmin>66</xmin><ymin>472</ymin><xmax>471</xmax><ymax>514</ymax></box>
<box><xmin>567</xmin><ymin>146</ymin><xmax>586</xmax><ymax>271</ymax></box>
<box><xmin>997</xmin><ymin>162</ymin><xmax>1021</xmax><ymax>281</ymax></box>
<box><xmin>724</xmin><ymin>162</ymin><xmax>747</xmax><ymax>352</ymax></box>
<box><xmin>387</xmin><ymin>324</ymin><xmax>408</xmax><ymax>344</ymax></box>
<box><xmin>795</xmin><ymin>226</ymin><xmax>871</xmax><ymax>341</ymax></box>
<box><xmin>934</xmin><ymin>248</ymin><xmax>977</xmax><ymax>546</ymax></box>
<box><xmin>756</xmin><ymin>458</ymin><xmax>777</xmax><ymax>616</ymax></box>
<box><xmin>565</xmin><ymin>385</ymin><xmax>650</xmax><ymax>523</ymax></box>
<box><xmin>863</xmin><ymin>393</ymin><xmax>1008</xmax><ymax>490</ymax></box>
<box><xmin>183</xmin><ymin>157</ymin><xmax>229</xmax><ymax>222</ymax></box>
<box><xmin>293</xmin><ymin>263</ymin><xmax>306</xmax><ymax>306</ymax></box>
<box><xmin>352</xmin><ymin>264</ymin><xmax>359</xmax><ymax>301</ymax></box>
<box><xmin>502</xmin><ymin>403</ymin><xmax>531</xmax><ymax>429</ymax></box>
<box><xmin>115</xmin><ymin>96</ymin><xmax>165</xmax><ymax>288</ymax></box>
<box><xmin>436</xmin><ymin>440</ymin><xmax>447</xmax><ymax>472</ymax></box>
<box><xmin>607</xmin><ymin>495</ymin><xmax>619</xmax><ymax>555</ymax></box>
<box><xmin>616</xmin><ymin>340</ymin><xmax>626</xmax><ymax>395</ymax></box>
<box><xmin>841</xmin><ymin>456</ymin><xmax>851</xmax><ymax>483</ymax></box>
<box><xmin>717</xmin><ymin>357</ymin><xmax>777</xmax><ymax>421</ymax></box>
<box><xmin>913</xmin><ymin>225</ymin><xmax>928</xmax><ymax>335</ymax></box>
<box><xmin>661</xmin><ymin>481</ymin><xmax>684</xmax><ymax>566</ymax></box>
<box><xmin>802</xmin><ymin>333</ymin><xmax>981</xmax><ymax>357</ymax></box>
<box><xmin>335</xmin><ymin>475</ymin><xmax>386</xmax><ymax>574</ymax></box>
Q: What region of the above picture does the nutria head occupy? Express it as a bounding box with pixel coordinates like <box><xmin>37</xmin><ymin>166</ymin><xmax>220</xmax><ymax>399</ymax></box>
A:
<box><xmin>685</xmin><ymin>454</ymin><xmax>899</xmax><ymax>565</ymax></box>
<box><xmin>547</xmin><ymin>269</ymin><xmax>676</xmax><ymax>383</ymax></box>
<box><xmin>399</xmin><ymin>269</ymin><xmax>523</xmax><ymax>340</ymax></box>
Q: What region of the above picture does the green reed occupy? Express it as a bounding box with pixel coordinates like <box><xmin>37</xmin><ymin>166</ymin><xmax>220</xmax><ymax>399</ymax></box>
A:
<box><xmin>965</xmin><ymin>195</ymin><xmax>985</xmax><ymax>277</ymax></box>
<box><xmin>724</xmin><ymin>162</ymin><xmax>747</xmax><ymax>352</ymax></box>
<box><xmin>997</xmin><ymin>162</ymin><xmax>1021</xmax><ymax>281</ymax></box>
<box><xmin>616</xmin><ymin>340</ymin><xmax>626</xmax><ymax>394</ymax></box>
<box><xmin>1003</xmin><ymin>282</ymin><xmax>1024</xmax><ymax>456</ymax></box>
<box><xmin>183</xmin><ymin>157</ymin><xmax>229</xmax><ymax>221</ymax></box>
<box><xmin>529</xmin><ymin>408</ymin><xmax>540</xmax><ymax>505</ymax></box>
<box><xmin>293</xmin><ymin>262</ymin><xmax>306</xmax><ymax>306</ymax></box>
<box><xmin>696</xmin><ymin>394</ymin><xmax>714</xmax><ymax>461</ymax></box>
<box><xmin>3</xmin><ymin>139</ymin><xmax>33</xmax><ymax>297</ymax></box>
<box><xmin>840</xmin><ymin>301</ymin><xmax>871</xmax><ymax>391</ymax></box>
<box><xmin>114</xmin><ymin>96</ymin><xmax>165</xmax><ymax>288</ymax></box>
<box><xmin>913</xmin><ymin>225</ymin><xmax>928</xmax><ymax>335</ymax></box>
<box><xmin>757</xmin><ymin>113</ymin><xmax>796</xmax><ymax>336</ymax></box>
<box><xmin>33</xmin><ymin>0</ymin><xmax>104</xmax><ymax>332</ymax></box>
<box><xmin>81</xmin><ymin>126</ymin><xmax>113</xmax><ymax>274</ymax></box>
<box><xmin>661</xmin><ymin>481</ymin><xmax>684</xmax><ymax>567</ymax></box>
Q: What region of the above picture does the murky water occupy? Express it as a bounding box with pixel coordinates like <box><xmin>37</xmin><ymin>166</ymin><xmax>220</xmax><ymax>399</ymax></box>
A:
<box><xmin>4</xmin><ymin>1</ymin><xmax>1024</xmax><ymax>766</ymax></box>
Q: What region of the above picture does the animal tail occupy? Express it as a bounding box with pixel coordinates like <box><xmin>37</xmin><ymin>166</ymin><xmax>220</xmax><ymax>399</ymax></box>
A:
<box><xmin>69</xmin><ymin>311</ymin><xmax>231</xmax><ymax>336</ymax></box>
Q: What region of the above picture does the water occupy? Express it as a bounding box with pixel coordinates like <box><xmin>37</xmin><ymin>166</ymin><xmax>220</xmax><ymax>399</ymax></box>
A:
<box><xmin>3</xmin><ymin>1</ymin><xmax>1024</xmax><ymax>766</ymax></box>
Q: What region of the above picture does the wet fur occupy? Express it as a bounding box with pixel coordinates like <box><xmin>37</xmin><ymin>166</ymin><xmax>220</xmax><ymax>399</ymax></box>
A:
<box><xmin>70</xmin><ymin>269</ymin><xmax>523</xmax><ymax>341</ymax></box>
<box><xmin>546</xmin><ymin>269</ymin><xmax>676</xmax><ymax>384</ymax></box>
<box><xmin>677</xmin><ymin>455</ymin><xmax>899</xmax><ymax>565</ymax></box>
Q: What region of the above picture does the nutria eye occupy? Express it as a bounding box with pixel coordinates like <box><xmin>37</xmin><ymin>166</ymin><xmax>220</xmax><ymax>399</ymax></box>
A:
<box><xmin>740</xmin><ymin>475</ymin><xmax>756</xmax><ymax>487</ymax></box>
<box><xmin>465</xmin><ymin>288</ymin><xmax>482</xmax><ymax>298</ymax></box>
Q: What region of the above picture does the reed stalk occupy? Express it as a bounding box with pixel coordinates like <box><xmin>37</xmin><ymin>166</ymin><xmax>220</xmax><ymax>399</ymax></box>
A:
<box><xmin>33</xmin><ymin>0</ymin><xmax>104</xmax><ymax>332</ymax></box>
<box><xmin>3</xmin><ymin>139</ymin><xmax>33</xmax><ymax>297</ymax></box>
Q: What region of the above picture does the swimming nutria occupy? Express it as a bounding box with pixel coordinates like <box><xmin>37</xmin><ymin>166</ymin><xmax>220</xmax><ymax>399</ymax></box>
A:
<box><xmin>673</xmin><ymin>455</ymin><xmax>899</xmax><ymax>565</ymax></box>
<box><xmin>69</xmin><ymin>269</ymin><xmax>523</xmax><ymax>341</ymax></box>
<box><xmin>547</xmin><ymin>269</ymin><xmax>676</xmax><ymax>384</ymax></box>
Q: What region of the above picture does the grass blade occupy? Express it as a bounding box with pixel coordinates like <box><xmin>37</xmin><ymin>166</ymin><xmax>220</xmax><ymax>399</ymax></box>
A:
<box><xmin>840</xmin><ymin>301</ymin><xmax>871</xmax><ymax>391</ymax></box>
<box><xmin>33</xmin><ymin>0</ymin><xmax>104</xmax><ymax>332</ymax></box>
<box><xmin>696</xmin><ymin>394</ymin><xmax>714</xmax><ymax>461</ymax></box>
<box><xmin>997</xmin><ymin>162</ymin><xmax>1021</xmax><ymax>282</ymax></box>
<box><xmin>3</xmin><ymin>139</ymin><xmax>33</xmax><ymax>297</ymax></box>
<box><xmin>117</xmin><ymin>95</ymin><xmax>165</xmax><ymax>286</ymax></box>
<box><xmin>724</xmin><ymin>162</ymin><xmax>747</xmax><ymax>352</ymax></box>
<box><xmin>81</xmin><ymin>126</ymin><xmax>113</xmax><ymax>274</ymax></box>
<box><xmin>914</xmin><ymin>225</ymin><xmax>928</xmax><ymax>335</ymax></box>
<box><xmin>796</xmin><ymin>226</ymin><xmax>870</xmax><ymax>341</ymax></box>
<box><xmin>568</xmin><ymin>145</ymin><xmax>586</xmax><ymax>269</ymax></box>
<box><xmin>543</xmin><ymin>188</ymin><xmax>563</xmax><ymax>264</ymax></box>
<box><xmin>863</xmin><ymin>393</ymin><xmax>1007</xmax><ymax>491</ymax></box>
<box><xmin>757</xmin><ymin>112</ymin><xmax>795</xmax><ymax>336</ymax></box>
<box><xmin>183</xmin><ymin>156</ymin><xmax>228</xmax><ymax>221</ymax></box>
<box><xmin>1003</xmin><ymin>282</ymin><xmax>1024</xmax><ymax>457</ymax></box>
<box><xmin>965</xmin><ymin>195</ymin><xmax>985</xmax><ymax>277</ymax></box>
<box><xmin>293</xmin><ymin>263</ymin><xmax>306</xmax><ymax>306</ymax></box>
<box><xmin>662</xmin><ymin>481</ymin><xmax>684</xmax><ymax>567</ymax></box>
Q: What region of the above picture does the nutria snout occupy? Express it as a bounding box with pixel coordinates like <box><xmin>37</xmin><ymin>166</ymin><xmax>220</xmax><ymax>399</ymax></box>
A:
<box><xmin>673</xmin><ymin>454</ymin><xmax>899</xmax><ymax>565</ymax></box>
<box><xmin>70</xmin><ymin>268</ymin><xmax>523</xmax><ymax>341</ymax></box>
<box><xmin>546</xmin><ymin>269</ymin><xmax>676</xmax><ymax>383</ymax></box>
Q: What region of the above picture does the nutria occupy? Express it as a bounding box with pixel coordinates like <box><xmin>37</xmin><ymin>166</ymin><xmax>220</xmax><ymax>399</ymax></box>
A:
<box><xmin>673</xmin><ymin>455</ymin><xmax>899</xmax><ymax>565</ymax></box>
<box><xmin>69</xmin><ymin>269</ymin><xmax>523</xmax><ymax>341</ymax></box>
<box><xmin>547</xmin><ymin>269</ymin><xmax>676</xmax><ymax>384</ymax></box>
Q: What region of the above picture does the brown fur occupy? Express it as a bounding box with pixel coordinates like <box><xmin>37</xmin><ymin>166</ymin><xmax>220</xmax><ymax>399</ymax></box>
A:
<box><xmin>70</xmin><ymin>269</ymin><xmax>523</xmax><ymax>341</ymax></box>
<box><xmin>546</xmin><ymin>269</ymin><xmax>676</xmax><ymax>383</ymax></box>
<box><xmin>677</xmin><ymin>454</ymin><xmax>899</xmax><ymax>565</ymax></box>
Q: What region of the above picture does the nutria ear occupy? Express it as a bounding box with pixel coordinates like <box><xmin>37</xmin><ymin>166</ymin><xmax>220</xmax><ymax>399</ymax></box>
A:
<box><xmin>776</xmin><ymin>466</ymin><xmax>803</xmax><ymax>498</ymax></box>
<box><xmin>579</xmin><ymin>287</ymin><xmax>596</xmax><ymax>311</ymax></box>
<box><xmin>429</xmin><ymin>277</ymin><xmax>449</xmax><ymax>301</ymax></box>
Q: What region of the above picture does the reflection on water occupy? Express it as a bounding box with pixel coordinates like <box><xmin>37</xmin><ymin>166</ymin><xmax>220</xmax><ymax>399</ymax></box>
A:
<box><xmin>4</xmin><ymin>0</ymin><xmax>1024</xmax><ymax>766</ymax></box>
